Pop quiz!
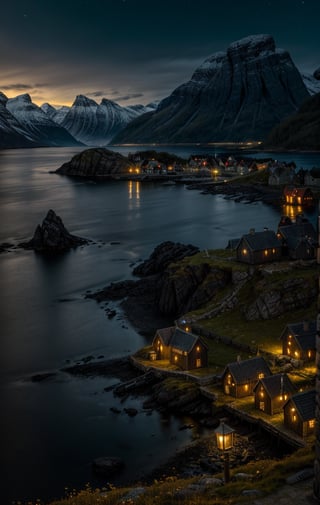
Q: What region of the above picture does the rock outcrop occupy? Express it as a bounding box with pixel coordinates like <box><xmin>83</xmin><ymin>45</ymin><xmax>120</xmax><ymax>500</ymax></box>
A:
<box><xmin>112</xmin><ymin>34</ymin><xmax>309</xmax><ymax>144</ymax></box>
<box><xmin>56</xmin><ymin>148</ymin><xmax>132</xmax><ymax>177</ymax></box>
<box><xmin>22</xmin><ymin>209</ymin><xmax>88</xmax><ymax>252</ymax></box>
<box><xmin>88</xmin><ymin>242</ymin><xmax>318</xmax><ymax>335</ymax></box>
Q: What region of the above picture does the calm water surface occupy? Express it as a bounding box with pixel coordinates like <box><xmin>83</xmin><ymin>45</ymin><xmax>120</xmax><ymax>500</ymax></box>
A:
<box><xmin>0</xmin><ymin>146</ymin><xmax>319</xmax><ymax>504</ymax></box>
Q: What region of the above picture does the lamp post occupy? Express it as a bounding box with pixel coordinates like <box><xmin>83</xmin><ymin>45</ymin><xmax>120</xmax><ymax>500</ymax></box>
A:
<box><xmin>214</xmin><ymin>421</ymin><xmax>235</xmax><ymax>483</ymax></box>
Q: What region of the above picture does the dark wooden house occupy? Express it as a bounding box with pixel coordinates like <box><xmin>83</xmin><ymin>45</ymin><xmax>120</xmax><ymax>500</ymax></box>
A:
<box><xmin>152</xmin><ymin>326</ymin><xmax>208</xmax><ymax>370</ymax></box>
<box><xmin>283</xmin><ymin>186</ymin><xmax>314</xmax><ymax>206</ymax></box>
<box><xmin>280</xmin><ymin>320</ymin><xmax>316</xmax><ymax>362</ymax></box>
<box><xmin>253</xmin><ymin>373</ymin><xmax>296</xmax><ymax>415</ymax></box>
<box><xmin>236</xmin><ymin>229</ymin><xmax>282</xmax><ymax>264</ymax></box>
<box><xmin>221</xmin><ymin>356</ymin><xmax>272</xmax><ymax>398</ymax></box>
<box><xmin>277</xmin><ymin>214</ymin><xmax>317</xmax><ymax>260</ymax></box>
<box><xmin>283</xmin><ymin>389</ymin><xmax>316</xmax><ymax>437</ymax></box>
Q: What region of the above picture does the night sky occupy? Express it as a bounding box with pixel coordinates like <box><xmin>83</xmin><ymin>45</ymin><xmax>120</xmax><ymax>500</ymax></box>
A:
<box><xmin>1</xmin><ymin>0</ymin><xmax>319</xmax><ymax>107</ymax></box>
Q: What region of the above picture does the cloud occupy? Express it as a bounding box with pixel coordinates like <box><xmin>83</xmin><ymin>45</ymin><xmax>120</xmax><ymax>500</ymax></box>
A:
<box><xmin>116</xmin><ymin>93</ymin><xmax>144</xmax><ymax>101</ymax></box>
<box><xmin>0</xmin><ymin>83</ymin><xmax>33</xmax><ymax>90</ymax></box>
<box><xmin>86</xmin><ymin>90</ymin><xmax>106</xmax><ymax>97</ymax></box>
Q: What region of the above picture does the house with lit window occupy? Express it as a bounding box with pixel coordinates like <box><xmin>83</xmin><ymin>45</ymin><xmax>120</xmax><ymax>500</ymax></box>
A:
<box><xmin>283</xmin><ymin>186</ymin><xmax>314</xmax><ymax>206</ymax></box>
<box><xmin>221</xmin><ymin>356</ymin><xmax>272</xmax><ymax>398</ymax></box>
<box><xmin>152</xmin><ymin>326</ymin><xmax>208</xmax><ymax>370</ymax></box>
<box><xmin>277</xmin><ymin>214</ymin><xmax>317</xmax><ymax>260</ymax></box>
<box><xmin>236</xmin><ymin>229</ymin><xmax>282</xmax><ymax>264</ymax></box>
<box><xmin>280</xmin><ymin>320</ymin><xmax>316</xmax><ymax>362</ymax></box>
<box><xmin>253</xmin><ymin>373</ymin><xmax>296</xmax><ymax>415</ymax></box>
<box><xmin>283</xmin><ymin>389</ymin><xmax>316</xmax><ymax>437</ymax></box>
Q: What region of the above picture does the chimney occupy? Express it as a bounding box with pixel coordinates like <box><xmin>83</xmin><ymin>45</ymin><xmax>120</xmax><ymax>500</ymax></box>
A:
<box><xmin>249</xmin><ymin>228</ymin><xmax>255</xmax><ymax>234</ymax></box>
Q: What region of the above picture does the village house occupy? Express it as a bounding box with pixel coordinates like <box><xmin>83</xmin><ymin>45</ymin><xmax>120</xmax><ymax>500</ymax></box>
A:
<box><xmin>282</xmin><ymin>186</ymin><xmax>314</xmax><ymax>206</ymax></box>
<box><xmin>283</xmin><ymin>389</ymin><xmax>316</xmax><ymax>437</ymax></box>
<box><xmin>236</xmin><ymin>229</ymin><xmax>282</xmax><ymax>264</ymax></box>
<box><xmin>253</xmin><ymin>373</ymin><xmax>296</xmax><ymax>415</ymax></box>
<box><xmin>277</xmin><ymin>213</ymin><xmax>317</xmax><ymax>260</ymax></box>
<box><xmin>268</xmin><ymin>163</ymin><xmax>296</xmax><ymax>186</ymax></box>
<box><xmin>221</xmin><ymin>356</ymin><xmax>272</xmax><ymax>398</ymax></box>
<box><xmin>279</xmin><ymin>320</ymin><xmax>316</xmax><ymax>362</ymax></box>
<box><xmin>152</xmin><ymin>326</ymin><xmax>208</xmax><ymax>370</ymax></box>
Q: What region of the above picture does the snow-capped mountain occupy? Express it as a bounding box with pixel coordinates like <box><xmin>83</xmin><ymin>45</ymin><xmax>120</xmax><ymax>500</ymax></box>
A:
<box><xmin>113</xmin><ymin>34</ymin><xmax>310</xmax><ymax>144</ymax></box>
<box><xmin>41</xmin><ymin>103</ymin><xmax>70</xmax><ymax>124</ymax></box>
<box><xmin>6</xmin><ymin>94</ymin><xmax>81</xmax><ymax>147</ymax></box>
<box><xmin>0</xmin><ymin>92</ymin><xmax>34</xmax><ymax>148</ymax></box>
<box><xmin>58</xmin><ymin>95</ymin><xmax>156</xmax><ymax>146</ymax></box>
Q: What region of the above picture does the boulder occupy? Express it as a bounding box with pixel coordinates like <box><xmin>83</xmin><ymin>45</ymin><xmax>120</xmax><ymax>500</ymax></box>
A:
<box><xmin>92</xmin><ymin>456</ymin><xmax>125</xmax><ymax>477</ymax></box>
<box><xmin>22</xmin><ymin>209</ymin><xmax>88</xmax><ymax>252</ymax></box>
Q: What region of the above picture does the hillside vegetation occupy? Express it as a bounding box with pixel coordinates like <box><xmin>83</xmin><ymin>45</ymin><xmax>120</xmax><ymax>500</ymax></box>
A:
<box><xmin>264</xmin><ymin>92</ymin><xmax>320</xmax><ymax>150</ymax></box>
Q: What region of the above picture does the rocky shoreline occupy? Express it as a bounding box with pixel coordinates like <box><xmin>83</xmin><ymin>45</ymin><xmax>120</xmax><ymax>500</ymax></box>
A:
<box><xmin>59</xmin><ymin>356</ymin><xmax>295</xmax><ymax>487</ymax></box>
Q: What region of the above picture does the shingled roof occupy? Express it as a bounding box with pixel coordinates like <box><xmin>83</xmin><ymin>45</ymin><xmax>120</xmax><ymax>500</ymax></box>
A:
<box><xmin>239</xmin><ymin>230</ymin><xmax>281</xmax><ymax>251</ymax></box>
<box><xmin>156</xmin><ymin>326</ymin><xmax>176</xmax><ymax>346</ymax></box>
<box><xmin>254</xmin><ymin>373</ymin><xmax>296</xmax><ymax>398</ymax></box>
<box><xmin>281</xmin><ymin>321</ymin><xmax>316</xmax><ymax>351</ymax></box>
<box><xmin>223</xmin><ymin>356</ymin><xmax>271</xmax><ymax>384</ymax></box>
<box><xmin>285</xmin><ymin>389</ymin><xmax>316</xmax><ymax>422</ymax></box>
<box><xmin>279</xmin><ymin>222</ymin><xmax>317</xmax><ymax>249</ymax></box>
<box><xmin>170</xmin><ymin>328</ymin><xmax>204</xmax><ymax>353</ymax></box>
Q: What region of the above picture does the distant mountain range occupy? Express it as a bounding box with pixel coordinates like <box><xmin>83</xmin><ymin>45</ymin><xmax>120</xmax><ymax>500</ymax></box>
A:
<box><xmin>0</xmin><ymin>34</ymin><xmax>319</xmax><ymax>149</ymax></box>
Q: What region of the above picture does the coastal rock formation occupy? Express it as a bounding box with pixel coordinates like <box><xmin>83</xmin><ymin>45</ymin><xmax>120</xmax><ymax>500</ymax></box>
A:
<box><xmin>133</xmin><ymin>241</ymin><xmax>199</xmax><ymax>276</ymax></box>
<box><xmin>56</xmin><ymin>148</ymin><xmax>132</xmax><ymax>177</ymax></box>
<box><xmin>112</xmin><ymin>34</ymin><xmax>309</xmax><ymax>144</ymax></box>
<box><xmin>23</xmin><ymin>209</ymin><xmax>88</xmax><ymax>252</ymax></box>
<box><xmin>264</xmin><ymin>92</ymin><xmax>320</xmax><ymax>151</ymax></box>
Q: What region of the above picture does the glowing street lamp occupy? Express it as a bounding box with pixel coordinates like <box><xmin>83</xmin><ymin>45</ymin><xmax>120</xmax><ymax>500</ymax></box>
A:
<box><xmin>214</xmin><ymin>421</ymin><xmax>235</xmax><ymax>483</ymax></box>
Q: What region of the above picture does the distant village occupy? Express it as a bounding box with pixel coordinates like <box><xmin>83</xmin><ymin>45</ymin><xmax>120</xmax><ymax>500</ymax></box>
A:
<box><xmin>127</xmin><ymin>151</ymin><xmax>320</xmax><ymax>189</ymax></box>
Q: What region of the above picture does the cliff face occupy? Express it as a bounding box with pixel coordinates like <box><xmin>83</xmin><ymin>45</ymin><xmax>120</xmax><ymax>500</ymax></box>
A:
<box><xmin>89</xmin><ymin>242</ymin><xmax>318</xmax><ymax>334</ymax></box>
<box><xmin>113</xmin><ymin>34</ymin><xmax>309</xmax><ymax>144</ymax></box>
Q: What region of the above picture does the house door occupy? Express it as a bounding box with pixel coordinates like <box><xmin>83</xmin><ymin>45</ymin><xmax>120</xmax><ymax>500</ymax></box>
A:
<box><xmin>259</xmin><ymin>402</ymin><xmax>265</xmax><ymax>411</ymax></box>
<box><xmin>225</xmin><ymin>385</ymin><xmax>230</xmax><ymax>395</ymax></box>
<box><xmin>196</xmin><ymin>358</ymin><xmax>201</xmax><ymax>368</ymax></box>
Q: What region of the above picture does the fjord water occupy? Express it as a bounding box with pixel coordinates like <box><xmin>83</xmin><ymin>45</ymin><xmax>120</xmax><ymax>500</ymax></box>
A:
<box><xmin>0</xmin><ymin>147</ymin><xmax>319</xmax><ymax>504</ymax></box>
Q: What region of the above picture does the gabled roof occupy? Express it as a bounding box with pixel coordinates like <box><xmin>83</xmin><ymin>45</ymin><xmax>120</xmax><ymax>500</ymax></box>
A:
<box><xmin>238</xmin><ymin>230</ymin><xmax>281</xmax><ymax>252</ymax></box>
<box><xmin>223</xmin><ymin>356</ymin><xmax>271</xmax><ymax>384</ymax></box>
<box><xmin>281</xmin><ymin>321</ymin><xmax>316</xmax><ymax>350</ymax></box>
<box><xmin>284</xmin><ymin>389</ymin><xmax>316</xmax><ymax>421</ymax></box>
<box><xmin>279</xmin><ymin>222</ymin><xmax>317</xmax><ymax>241</ymax></box>
<box><xmin>155</xmin><ymin>326</ymin><xmax>176</xmax><ymax>346</ymax></box>
<box><xmin>170</xmin><ymin>328</ymin><xmax>205</xmax><ymax>353</ymax></box>
<box><xmin>253</xmin><ymin>373</ymin><xmax>296</xmax><ymax>398</ymax></box>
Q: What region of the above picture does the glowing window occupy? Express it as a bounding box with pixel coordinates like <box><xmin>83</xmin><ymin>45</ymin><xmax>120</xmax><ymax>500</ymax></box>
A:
<box><xmin>258</xmin><ymin>373</ymin><xmax>264</xmax><ymax>379</ymax></box>
<box><xmin>309</xmin><ymin>420</ymin><xmax>315</xmax><ymax>428</ymax></box>
<box><xmin>242</xmin><ymin>248</ymin><xmax>247</xmax><ymax>255</ymax></box>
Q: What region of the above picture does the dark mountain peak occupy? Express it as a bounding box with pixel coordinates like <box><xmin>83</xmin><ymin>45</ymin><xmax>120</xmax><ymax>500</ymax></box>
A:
<box><xmin>314</xmin><ymin>68</ymin><xmax>320</xmax><ymax>80</ymax></box>
<box><xmin>72</xmin><ymin>95</ymin><xmax>98</xmax><ymax>107</ymax></box>
<box><xmin>0</xmin><ymin>91</ymin><xmax>8</xmax><ymax>104</ymax></box>
<box><xmin>227</xmin><ymin>33</ymin><xmax>275</xmax><ymax>57</ymax></box>
<box><xmin>113</xmin><ymin>34</ymin><xmax>309</xmax><ymax>144</ymax></box>
<box><xmin>13</xmin><ymin>93</ymin><xmax>32</xmax><ymax>103</ymax></box>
